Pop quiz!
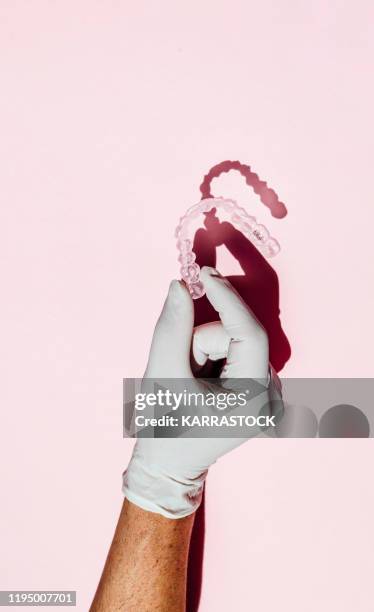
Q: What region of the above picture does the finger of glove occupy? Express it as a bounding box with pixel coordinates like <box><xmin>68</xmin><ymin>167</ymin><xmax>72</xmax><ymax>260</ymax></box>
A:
<box><xmin>199</xmin><ymin>267</ymin><xmax>269</xmax><ymax>379</ymax></box>
<box><xmin>192</xmin><ymin>322</ymin><xmax>230</xmax><ymax>366</ymax></box>
<box><xmin>144</xmin><ymin>280</ymin><xmax>194</xmax><ymax>378</ymax></box>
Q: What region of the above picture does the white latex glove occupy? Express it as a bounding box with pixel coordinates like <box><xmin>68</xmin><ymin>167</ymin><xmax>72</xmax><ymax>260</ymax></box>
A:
<box><xmin>123</xmin><ymin>267</ymin><xmax>281</xmax><ymax>518</ymax></box>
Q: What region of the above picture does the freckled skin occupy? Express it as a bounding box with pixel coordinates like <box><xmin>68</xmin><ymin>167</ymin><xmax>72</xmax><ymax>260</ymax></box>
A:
<box><xmin>90</xmin><ymin>500</ymin><xmax>195</xmax><ymax>612</ymax></box>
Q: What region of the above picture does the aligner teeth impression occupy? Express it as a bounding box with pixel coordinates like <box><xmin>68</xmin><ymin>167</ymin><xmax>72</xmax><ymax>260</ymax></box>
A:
<box><xmin>176</xmin><ymin>198</ymin><xmax>280</xmax><ymax>299</ymax></box>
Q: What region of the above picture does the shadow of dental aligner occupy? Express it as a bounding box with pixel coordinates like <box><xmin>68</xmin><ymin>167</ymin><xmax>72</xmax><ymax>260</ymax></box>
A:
<box><xmin>186</xmin><ymin>161</ymin><xmax>291</xmax><ymax>612</ymax></box>
<box><xmin>193</xmin><ymin>160</ymin><xmax>291</xmax><ymax>373</ymax></box>
<box><xmin>199</xmin><ymin>160</ymin><xmax>288</xmax><ymax>219</ymax></box>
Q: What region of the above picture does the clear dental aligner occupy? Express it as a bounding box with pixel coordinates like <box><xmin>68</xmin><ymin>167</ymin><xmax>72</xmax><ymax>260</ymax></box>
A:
<box><xmin>175</xmin><ymin>197</ymin><xmax>281</xmax><ymax>300</ymax></box>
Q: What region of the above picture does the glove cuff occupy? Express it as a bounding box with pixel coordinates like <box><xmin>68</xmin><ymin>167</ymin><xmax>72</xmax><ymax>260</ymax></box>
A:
<box><xmin>122</xmin><ymin>454</ymin><xmax>207</xmax><ymax>519</ymax></box>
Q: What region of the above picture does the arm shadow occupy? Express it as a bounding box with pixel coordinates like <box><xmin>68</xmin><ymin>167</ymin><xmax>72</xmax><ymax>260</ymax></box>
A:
<box><xmin>186</xmin><ymin>213</ymin><xmax>291</xmax><ymax>611</ymax></box>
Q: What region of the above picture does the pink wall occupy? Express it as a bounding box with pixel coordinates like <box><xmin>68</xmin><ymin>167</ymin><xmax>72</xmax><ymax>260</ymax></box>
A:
<box><xmin>1</xmin><ymin>2</ymin><xmax>373</xmax><ymax>610</ymax></box>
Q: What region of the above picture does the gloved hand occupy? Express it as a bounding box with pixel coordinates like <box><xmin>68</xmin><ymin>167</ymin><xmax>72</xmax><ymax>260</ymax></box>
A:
<box><xmin>123</xmin><ymin>266</ymin><xmax>281</xmax><ymax>518</ymax></box>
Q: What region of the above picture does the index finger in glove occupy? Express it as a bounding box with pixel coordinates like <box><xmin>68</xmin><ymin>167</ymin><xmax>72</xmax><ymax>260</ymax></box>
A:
<box><xmin>199</xmin><ymin>267</ymin><xmax>269</xmax><ymax>379</ymax></box>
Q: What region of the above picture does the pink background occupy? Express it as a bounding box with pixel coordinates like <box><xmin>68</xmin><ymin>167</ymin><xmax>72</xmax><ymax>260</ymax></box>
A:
<box><xmin>1</xmin><ymin>1</ymin><xmax>374</xmax><ymax>610</ymax></box>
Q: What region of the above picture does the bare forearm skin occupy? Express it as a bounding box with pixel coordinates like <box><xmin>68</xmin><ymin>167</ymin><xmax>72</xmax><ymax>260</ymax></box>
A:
<box><xmin>90</xmin><ymin>500</ymin><xmax>195</xmax><ymax>612</ymax></box>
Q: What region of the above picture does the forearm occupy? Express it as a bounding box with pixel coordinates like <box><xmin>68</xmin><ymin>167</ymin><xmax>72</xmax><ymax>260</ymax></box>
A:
<box><xmin>90</xmin><ymin>499</ymin><xmax>195</xmax><ymax>612</ymax></box>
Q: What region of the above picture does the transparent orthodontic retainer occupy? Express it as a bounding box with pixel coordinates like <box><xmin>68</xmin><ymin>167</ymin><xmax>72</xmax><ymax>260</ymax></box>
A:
<box><xmin>175</xmin><ymin>197</ymin><xmax>281</xmax><ymax>300</ymax></box>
